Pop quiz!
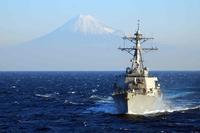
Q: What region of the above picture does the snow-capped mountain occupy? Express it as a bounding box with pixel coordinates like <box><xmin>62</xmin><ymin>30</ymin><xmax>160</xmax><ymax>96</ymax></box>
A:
<box><xmin>0</xmin><ymin>15</ymin><xmax>125</xmax><ymax>71</ymax></box>
<box><xmin>25</xmin><ymin>14</ymin><xmax>121</xmax><ymax>47</ymax></box>
<box><xmin>58</xmin><ymin>15</ymin><xmax>115</xmax><ymax>34</ymax></box>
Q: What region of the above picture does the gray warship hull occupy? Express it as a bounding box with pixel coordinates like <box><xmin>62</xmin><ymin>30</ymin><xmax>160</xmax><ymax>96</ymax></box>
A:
<box><xmin>112</xmin><ymin>92</ymin><xmax>160</xmax><ymax>114</ymax></box>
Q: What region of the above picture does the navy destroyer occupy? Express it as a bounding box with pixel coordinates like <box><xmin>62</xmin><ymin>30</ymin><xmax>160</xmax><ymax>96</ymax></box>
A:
<box><xmin>112</xmin><ymin>21</ymin><xmax>161</xmax><ymax>114</ymax></box>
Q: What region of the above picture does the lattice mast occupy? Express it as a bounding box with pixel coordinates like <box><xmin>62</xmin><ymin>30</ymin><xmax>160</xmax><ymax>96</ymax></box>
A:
<box><xmin>119</xmin><ymin>20</ymin><xmax>157</xmax><ymax>76</ymax></box>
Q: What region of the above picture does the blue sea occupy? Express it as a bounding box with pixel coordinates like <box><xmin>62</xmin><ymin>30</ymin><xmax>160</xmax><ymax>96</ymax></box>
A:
<box><xmin>0</xmin><ymin>71</ymin><xmax>200</xmax><ymax>132</ymax></box>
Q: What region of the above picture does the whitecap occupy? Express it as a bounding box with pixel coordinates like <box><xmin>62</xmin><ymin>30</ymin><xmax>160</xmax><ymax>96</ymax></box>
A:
<box><xmin>90</xmin><ymin>95</ymin><xmax>111</xmax><ymax>100</ymax></box>
<box><xmin>87</xmin><ymin>94</ymin><xmax>200</xmax><ymax>116</ymax></box>
<box><xmin>86</xmin><ymin>96</ymin><xmax>117</xmax><ymax>114</ymax></box>
<box><xmin>90</xmin><ymin>95</ymin><xmax>113</xmax><ymax>103</ymax></box>
<box><xmin>89</xmin><ymin>95</ymin><xmax>100</xmax><ymax>99</ymax></box>
<box><xmin>86</xmin><ymin>103</ymin><xmax>117</xmax><ymax>114</ymax></box>
<box><xmin>92</xmin><ymin>89</ymin><xmax>97</xmax><ymax>93</ymax></box>
<box><xmin>13</xmin><ymin>101</ymin><xmax>19</xmax><ymax>104</ymax></box>
<box><xmin>68</xmin><ymin>91</ymin><xmax>76</xmax><ymax>94</ymax></box>
<box><xmin>11</xmin><ymin>85</ymin><xmax>16</xmax><ymax>89</ymax></box>
<box><xmin>35</xmin><ymin>93</ymin><xmax>52</xmax><ymax>98</ymax></box>
<box><xmin>35</xmin><ymin>92</ymin><xmax>59</xmax><ymax>98</ymax></box>
<box><xmin>64</xmin><ymin>99</ymin><xmax>84</xmax><ymax>105</ymax></box>
<box><xmin>127</xmin><ymin>105</ymin><xmax>200</xmax><ymax>116</ymax></box>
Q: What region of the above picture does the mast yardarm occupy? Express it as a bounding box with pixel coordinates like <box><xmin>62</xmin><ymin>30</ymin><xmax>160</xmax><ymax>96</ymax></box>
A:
<box><xmin>119</xmin><ymin>20</ymin><xmax>157</xmax><ymax>76</ymax></box>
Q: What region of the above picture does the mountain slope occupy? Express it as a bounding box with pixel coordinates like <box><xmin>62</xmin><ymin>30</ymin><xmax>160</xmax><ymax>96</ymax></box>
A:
<box><xmin>23</xmin><ymin>15</ymin><xmax>122</xmax><ymax>47</ymax></box>
<box><xmin>0</xmin><ymin>15</ymin><xmax>126</xmax><ymax>71</ymax></box>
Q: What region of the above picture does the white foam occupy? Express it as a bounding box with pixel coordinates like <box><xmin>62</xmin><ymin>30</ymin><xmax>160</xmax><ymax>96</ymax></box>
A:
<box><xmin>86</xmin><ymin>103</ymin><xmax>117</xmax><ymax>114</ymax></box>
<box><xmin>35</xmin><ymin>93</ymin><xmax>52</xmax><ymax>98</ymax></box>
<box><xmin>11</xmin><ymin>85</ymin><xmax>16</xmax><ymax>89</ymax></box>
<box><xmin>89</xmin><ymin>95</ymin><xmax>113</xmax><ymax>103</ymax></box>
<box><xmin>68</xmin><ymin>91</ymin><xmax>76</xmax><ymax>94</ymax></box>
<box><xmin>92</xmin><ymin>89</ymin><xmax>97</xmax><ymax>93</ymax></box>
<box><xmin>135</xmin><ymin>105</ymin><xmax>200</xmax><ymax>115</ymax></box>
<box><xmin>64</xmin><ymin>99</ymin><xmax>84</xmax><ymax>105</ymax></box>
<box><xmin>87</xmin><ymin>95</ymin><xmax>200</xmax><ymax>116</ymax></box>
<box><xmin>35</xmin><ymin>92</ymin><xmax>59</xmax><ymax>98</ymax></box>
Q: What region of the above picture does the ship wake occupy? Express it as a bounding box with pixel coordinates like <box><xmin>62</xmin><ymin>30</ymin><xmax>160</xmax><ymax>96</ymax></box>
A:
<box><xmin>86</xmin><ymin>95</ymin><xmax>200</xmax><ymax>116</ymax></box>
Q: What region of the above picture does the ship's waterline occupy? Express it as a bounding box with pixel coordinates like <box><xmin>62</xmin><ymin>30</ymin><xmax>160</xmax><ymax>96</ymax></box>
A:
<box><xmin>113</xmin><ymin>93</ymin><xmax>168</xmax><ymax>114</ymax></box>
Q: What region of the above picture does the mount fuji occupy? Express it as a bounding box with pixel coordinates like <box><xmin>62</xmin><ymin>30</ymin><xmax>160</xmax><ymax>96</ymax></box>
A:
<box><xmin>60</xmin><ymin>14</ymin><xmax>115</xmax><ymax>34</ymax></box>
<box><xmin>0</xmin><ymin>15</ymin><xmax>126</xmax><ymax>71</ymax></box>
<box><xmin>26</xmin><ymin>15</ymin><xmax>122</xmax><ymax>47</ymax></box>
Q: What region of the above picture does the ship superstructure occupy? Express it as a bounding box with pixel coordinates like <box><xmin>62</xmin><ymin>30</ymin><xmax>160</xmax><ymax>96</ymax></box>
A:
<box><xmin>112</xmin><ymin>21</ymin><xmax>161</xmax><ymax>114</ymax></box>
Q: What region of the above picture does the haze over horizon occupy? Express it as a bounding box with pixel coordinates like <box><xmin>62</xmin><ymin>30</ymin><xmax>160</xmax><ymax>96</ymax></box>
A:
<box><xmin>0</xmin><ymin>0</ymin><xmax>199</xmax><ymax>71</ymax></box>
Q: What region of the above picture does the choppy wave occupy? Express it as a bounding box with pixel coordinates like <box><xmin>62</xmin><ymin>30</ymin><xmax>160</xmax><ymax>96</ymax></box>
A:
<box><xmin>138</xmin><ymin>105</ymin><xmax>200</xmax><ymax>115</ymax></box>
<box><xmin>64</xmin><ymin>99</ymin><xmax>84</xmax><ymax>105</ymax></box>
<box><xmin>67</xmin><ymin>91</ymin><xmax>76</xmax><ymax>94</ymax></box>
<box><xmin>89</xmin><ymin>95</ymin><xmax>113</xmax><ymax>103</ymax></box>
<box><xmin>92</xmin><ymin>89</ymin><xmax>97</xmax><ymax>93</ymax></box>
<box><xmin>167</xmin><ymin>91</ymin><xmax>195</xmax><ymax>99</ymax></box>
<box><xmin>1</xmin><ymin>71</ymin><xmax>200</xmax><ymax>132</ymax></box>
<box><xmin>35</xmin><ymin>92</ymin><xmax>59</xmax><ymax>98</ymax></box>
<box><xmin>87</xmin><ymin>103</ymin><xmax>117</xmax><ymax>114</ymax></box>
<box><xmin>86</xmin><ymin>95</ymin><xmax>116</xmax><ymax>113</ymax></box>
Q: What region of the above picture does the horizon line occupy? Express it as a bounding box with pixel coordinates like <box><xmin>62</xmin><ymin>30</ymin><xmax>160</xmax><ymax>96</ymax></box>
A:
<box><xmin>0</xmin><ymin>70</ymin><xmax>199</xmax><ymax>72</ymax></box>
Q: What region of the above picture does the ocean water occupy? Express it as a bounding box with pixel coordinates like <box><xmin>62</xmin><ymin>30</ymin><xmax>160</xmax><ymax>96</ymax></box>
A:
<box><xmin>0</xmin><ymin>71</ymin><xmax>200</xmax><ymax>132</ymax></box>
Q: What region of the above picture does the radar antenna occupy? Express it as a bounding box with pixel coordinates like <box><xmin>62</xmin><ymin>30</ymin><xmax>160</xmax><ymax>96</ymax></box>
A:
<box><xmin>119</xmin><ymin>20</ymin><xmax>158</xmax><ymax>76</ymax></box>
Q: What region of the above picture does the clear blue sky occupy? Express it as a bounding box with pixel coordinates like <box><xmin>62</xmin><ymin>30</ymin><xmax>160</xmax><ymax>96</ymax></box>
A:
<box><xmin>0</xmin><ymin>0</ymin><xmax>199</xmax><ymax>46</ymax></box>
<box><xmin>0</xmin><ymin>0</ymin><xmax>199</xmax><ymax>70</ymax></box>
